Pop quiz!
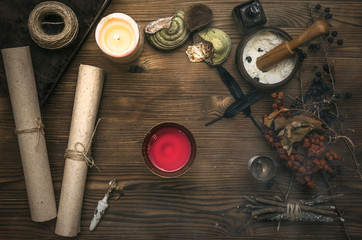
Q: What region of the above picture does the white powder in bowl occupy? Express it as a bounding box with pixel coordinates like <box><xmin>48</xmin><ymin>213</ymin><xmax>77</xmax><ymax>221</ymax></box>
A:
<box><xmin>243</xmin><ymin>31</ymin><xmax>296</xmax><ymax>84</ymax></box>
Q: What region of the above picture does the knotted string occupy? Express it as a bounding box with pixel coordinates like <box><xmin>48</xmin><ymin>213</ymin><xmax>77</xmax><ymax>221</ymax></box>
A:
<box><xmin>64</xmin><ymin>119</ymin><xmax>101</xmax><ymax>172</ymax></box>
<box><xmin>15</xmin><ymin>117</ymin><xmax>45</xmax><ymax>146</ymax></box>
<box><xmin>286</xmin><ymin>202</ymin><xmax>301</xmax><ymax>221</ymax></box>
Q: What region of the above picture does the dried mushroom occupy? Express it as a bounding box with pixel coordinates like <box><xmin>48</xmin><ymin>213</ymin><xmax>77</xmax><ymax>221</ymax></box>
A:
<box><xmin>144</xmin><ymin>16</ymin><xmax>172</xmax><ymax>34</ymax></box>
<box><xmin>145</xmin><ymin>10</ymin><xmax>190</xmax><ymax>51</ymax></box>
<box><xmin>196</xmin><ymin>28</ymin><xmax>232</xmax><ymax>66</ymax></box>
<box><xmin>185</xmin><ymin>3</ymin><xmax>213</xmax><ymax>32</ymax></box>
<box><xmin>186</xmin><ymin>34</ymin><xmax>213</xmax><ymax>64</ymax></box>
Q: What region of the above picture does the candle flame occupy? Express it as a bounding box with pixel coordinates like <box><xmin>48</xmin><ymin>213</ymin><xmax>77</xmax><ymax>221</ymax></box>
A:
<box><xmin>114</xmin><ymin>34</ymin><xmax>120</xmax><ymax>41</ymax></box>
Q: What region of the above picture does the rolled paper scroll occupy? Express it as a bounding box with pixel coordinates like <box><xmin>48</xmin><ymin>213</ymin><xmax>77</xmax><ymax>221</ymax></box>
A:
<box><xmin>55</xmin><ymin>64</ymin><xmax>105</xmax><ymax>237</ymax></box>
<box><xmin>1</xmin><ymin>46</ymin><xmax>57</xmax><ymax>222</ymax></box>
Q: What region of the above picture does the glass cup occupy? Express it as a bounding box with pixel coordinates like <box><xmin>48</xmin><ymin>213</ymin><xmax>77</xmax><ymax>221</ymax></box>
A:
<box><xmin>142</xmin><ymin>122</ymin><xmax>196</xmax><ymax>178</ymax></box>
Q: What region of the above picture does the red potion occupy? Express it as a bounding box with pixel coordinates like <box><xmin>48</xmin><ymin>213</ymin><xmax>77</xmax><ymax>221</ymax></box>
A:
<box><xmin>142</xmin><ymin>123</ymin><xmax>196</xmax><ymax>178</ymax></box>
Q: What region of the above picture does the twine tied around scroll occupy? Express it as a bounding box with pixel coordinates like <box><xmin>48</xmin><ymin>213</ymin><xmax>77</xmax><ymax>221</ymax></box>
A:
<box><xmin>64</xmin><ymin>119</ymin><xmax>101</xmax><ymax>173</ymax></box>
<box><xmin>15</xmin><ymin>117</ymin><xmax>45</xmax><ymax>146</ymax></box>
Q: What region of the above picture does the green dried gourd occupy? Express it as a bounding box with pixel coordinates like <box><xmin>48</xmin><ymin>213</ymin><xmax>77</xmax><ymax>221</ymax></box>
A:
<box><xmin>198</xmin><ymin>28</ymin><xmax>232</xmax><ymax>66</ymax></box>
<box><xmin>146</xmin><ymin>11</ymin><xmax>190</xmax><ymax>51</ymax></box>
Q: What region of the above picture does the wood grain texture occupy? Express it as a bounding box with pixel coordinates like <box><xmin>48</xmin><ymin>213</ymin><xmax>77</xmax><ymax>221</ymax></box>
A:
<box><xmin>1</xmin><ymin>0</ymin><xmax>362</xmax><ymax>239</ymax></box>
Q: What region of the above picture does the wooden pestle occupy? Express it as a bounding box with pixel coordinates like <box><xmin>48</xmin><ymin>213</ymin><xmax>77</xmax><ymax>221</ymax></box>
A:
<box><xmin>256</xmin><ymin>20</ymin><xmax>329</xmax><ymax>72</ymax></box>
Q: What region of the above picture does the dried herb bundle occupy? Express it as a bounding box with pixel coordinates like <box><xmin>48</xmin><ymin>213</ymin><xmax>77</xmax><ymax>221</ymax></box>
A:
<box><xmin>243</xmin><ymin>195</ymin><xmax>343</xmax><ymax>223</ymax></box>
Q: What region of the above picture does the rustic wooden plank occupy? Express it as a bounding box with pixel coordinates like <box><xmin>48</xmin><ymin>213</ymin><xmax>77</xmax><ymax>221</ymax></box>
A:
<box><xmin>0</xmin><ymin>0</ymin><xmax>362</xmax><ymax>239</ymax></box>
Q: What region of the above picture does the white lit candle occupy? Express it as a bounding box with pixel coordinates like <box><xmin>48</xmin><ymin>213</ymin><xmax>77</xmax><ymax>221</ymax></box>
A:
<box><xmin>95</xmin><ymin>13</ymin><xmax>143</xmax><ymax>63</ymax></box>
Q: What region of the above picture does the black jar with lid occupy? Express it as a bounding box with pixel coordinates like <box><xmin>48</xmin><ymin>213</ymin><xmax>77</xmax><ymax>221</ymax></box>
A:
<box><xmin>232</xmin><ymin>0</ymin><xmax>267</xmax><ymax>35</ymax></box>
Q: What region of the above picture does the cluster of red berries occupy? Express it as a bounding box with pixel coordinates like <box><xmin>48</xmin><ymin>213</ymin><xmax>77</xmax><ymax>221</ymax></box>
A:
<box><xmin>271</xmin><ymin>92</ymin><xmax>284</xmax><ymax>111</ymax></box>
<box><xmin>264</xmin><ymin>125</ymin><xmax>319</xmax><ymax>188</ymax></box>
<box><xmin>263</xmin><ymin>92</ymin><xmax>344</xmax><ymax>188</ymax></box>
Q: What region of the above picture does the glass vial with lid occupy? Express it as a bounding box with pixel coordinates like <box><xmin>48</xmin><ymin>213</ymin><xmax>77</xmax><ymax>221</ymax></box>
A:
<box><xmin>232</xmin><ymin>0</ymin><xmax>267</xmax><ymax>35</ymax></box>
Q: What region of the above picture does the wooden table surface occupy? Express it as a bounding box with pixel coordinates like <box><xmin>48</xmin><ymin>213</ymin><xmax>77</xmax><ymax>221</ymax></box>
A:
<box><xmin>1</xmin><ymin>0</ymin><xmax>362</xmax><ymax>239</ymax></box>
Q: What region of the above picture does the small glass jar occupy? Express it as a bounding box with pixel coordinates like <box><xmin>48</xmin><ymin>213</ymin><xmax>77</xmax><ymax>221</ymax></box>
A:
<box><xmin>232</xmin><ymin>0</ymin><xmax>267</xmax><ymax>35</ymax></box>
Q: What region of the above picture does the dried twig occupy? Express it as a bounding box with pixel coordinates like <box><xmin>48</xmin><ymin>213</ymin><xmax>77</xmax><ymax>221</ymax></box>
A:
<box><xmin>323</xmin><ymin>173</ymin><xmax>351</xmax><ymax>240</ymax></box>
<box><xmin>306</xmin><ymin>3</ymin><xmax>361</xmax><ymax>181</ymax></box>
<box><xmin>284</xmin><ymin>177</ymin><xmax>294</xmax><ymax>202</ymax></box>
<box><xmin>305</xmin><ymin>4</ymin><xmax>353</xmax><ymax>239</ymax></box>
<box><xmin>297</xmin><ymin>69</ymin><xmax>305</xmax><ymax>109</ymax></box>
<box><xmin>301</xmin><ymin>194</ymin><xmax>343</xmax><ymax>206</ymax></box>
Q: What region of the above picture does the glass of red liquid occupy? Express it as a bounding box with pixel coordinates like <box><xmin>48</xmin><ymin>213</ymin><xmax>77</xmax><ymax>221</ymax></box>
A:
<box><xmin>142</xmin><ymin>123</ymin><xmax>196</xmax><ymax>178</ymax></box>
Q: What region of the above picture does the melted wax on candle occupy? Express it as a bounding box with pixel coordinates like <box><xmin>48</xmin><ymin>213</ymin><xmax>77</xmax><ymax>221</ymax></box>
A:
<box><xmin>102</xmin><ymin>20</ymin><xmax>135</xmax><ymax>54</ymax></box>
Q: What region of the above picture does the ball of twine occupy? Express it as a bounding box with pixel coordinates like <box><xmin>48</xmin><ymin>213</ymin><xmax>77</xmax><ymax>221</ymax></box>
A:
<box><xmin>28</xmin><ymin>1</ymin><xmax>78</xmax><ymax>49</ymax></box>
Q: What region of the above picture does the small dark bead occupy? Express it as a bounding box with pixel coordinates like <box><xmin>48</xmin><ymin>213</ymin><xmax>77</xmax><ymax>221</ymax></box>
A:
<box><xmin>331</xmin><ymin>31</ymin><xmax>337</xmax><ymax>37</ymax></box>
<box><xmin>322</xmin><ymin>82</ymin><xmax>328</xmax><ymax>91</ymax></box>
<box><xmin>313</xmin><ymin>65</ymin><xmax>318</xmax><ymax>70</ymax></box>
<box><xmin>258</xmin><ymin>48</ymin><xmax>263</xmax><ymax>52</ymax></box>
<box><xmin>325</xmin><ymin>31</ymin><xmax>330</xmax><ymax>36</ymax></box>
<box><xmin>334</xmin><ymin>93</ymin><xmax>341</xmax><ymax>98</ymax></box>
<box><xmin>324</xmin><ymin>7</ymin><xmax>331</xmax><ymax>13</ymax></box>
<box><xmin>301</xmin><ymin>52</ymin><xmax>307</xmax><ymax>59</ymax></box>
<box><xmin>329</xmin><ymin>173</ymin><xmax>336</xmax><ymax>179</ymax></box>
<box><xmin>309</xmin><ymin>44</ymin><xmax>316</xmax><ymax>50</ymax></box>
<box><xmin>315</xmin><ymin>72</ymin><xmax>322</xmax><ymax>77</ymax></box>
<box><xmin>326</xmin><ymin>84</ymin><xmax>332</xmax><ymax>90</ymax></box>
<box><xmin>328</xmin><ymin>37</ymin><xmax>334</xmax><ymax>43</ymax></box>
<box><xmin>337</xmin><ymin>39</ymin><xmax>344</xmax><ymax>45</ymax></box>
<box><xmin>325</xmin><ymin>13</ymin><xmax>333</xmax><ymax>19</ymax></box>
<box><xmin>345</xmin><ymin>92</ymin><xmax>352</xmax><ymax>98</ymax></box>
<box><xmin>315</xmin><ymin>44</ymin><xmax>321</xmax><ymax>50</ymax></box>
<box><xmin>313</xmin><ymin>77</ymin><xmax>322</xmax><ymax>84</ymax></box>
<box><xmin>246</xmin><ymin>56</ymin><xmax>252</xmax><ymax>63</ymax></box>
<box><xmin>323</xmin><ymin>64</ymin><xmax>330</xmax><ymax>73</ymax></box>
<box><xmin>315</xmin><ymin>4</ymin><xmax>321</xmax><ymax>9</ymax></box>
<box><xmin>254</xmin><ymin>77</ymin><xmax>260</xmax><ymax>82</ymax></box>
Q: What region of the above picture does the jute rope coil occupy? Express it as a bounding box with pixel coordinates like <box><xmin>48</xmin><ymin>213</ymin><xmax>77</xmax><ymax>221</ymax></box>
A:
<box><xmin>28</xmin><ymin>1</ymin><xmax>79</xmax><ymax>49</ymax></box>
